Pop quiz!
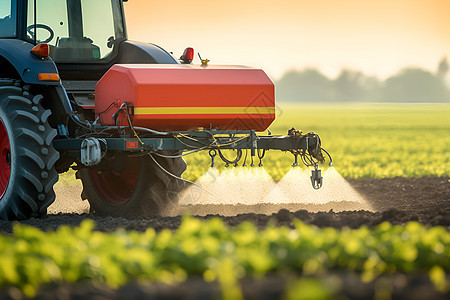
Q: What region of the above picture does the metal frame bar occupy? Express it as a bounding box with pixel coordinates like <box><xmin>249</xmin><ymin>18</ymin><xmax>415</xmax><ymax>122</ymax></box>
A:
<box><xmin>53</xmin><ymin>130</ymin><xmax>312</xmax><ymax>157</ymax></box>
<box><xmin>53</xmin><ymin>129</ymin><xmax>326</xmax><ymax>189</ymax></box>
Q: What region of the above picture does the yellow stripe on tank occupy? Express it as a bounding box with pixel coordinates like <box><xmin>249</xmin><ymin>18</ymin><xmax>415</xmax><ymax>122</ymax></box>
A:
<box><xmin>134</xmin><ymin>107</ymin><xmax>275</xmax><ymax>115</ymax></box>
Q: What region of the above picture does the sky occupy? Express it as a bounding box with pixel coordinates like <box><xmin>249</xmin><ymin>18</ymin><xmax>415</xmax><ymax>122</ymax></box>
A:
<box><xmin>124</xmin><ymin>0</ymin><xmax>450</xmax><ymax>80</ymax></box>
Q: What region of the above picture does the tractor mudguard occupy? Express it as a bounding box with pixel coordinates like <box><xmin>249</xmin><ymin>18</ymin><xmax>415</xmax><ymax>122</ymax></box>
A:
<box><xmin>0</xmin><ymin>39</ymin><xmax>60</xmax><ymax>85</ymax></box>
<box><xmin>118</xmin><ymin>41</ymin><xmax>178</xmax><ymax>64</ymax></box>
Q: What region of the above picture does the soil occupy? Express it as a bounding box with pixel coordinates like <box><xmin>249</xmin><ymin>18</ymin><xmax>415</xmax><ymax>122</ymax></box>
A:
<box><xmin>1</xmin><ymin>177</ymin><xmax>448</xmax><ymax>232</ymax></box>
<box><xmin>0</xmin><ymin>177</ymin><xmax>449</xmax><ymax>299</ymax></box>
<box><xmin>1</xmin><ymin>273</ymin><xmax>447</xmax><ymax>300</ymax></box>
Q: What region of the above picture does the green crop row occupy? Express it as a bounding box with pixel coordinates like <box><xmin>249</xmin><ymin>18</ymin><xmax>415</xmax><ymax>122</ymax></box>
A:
<box><xmin>182</xmin><ymin>103</ymin><xmax>450</xmax><ymax>181</ymax></box>
<box><xmin>0</xmin><ymin>217</ymin><xmax>448</xmax><ymax>298</ymax></box>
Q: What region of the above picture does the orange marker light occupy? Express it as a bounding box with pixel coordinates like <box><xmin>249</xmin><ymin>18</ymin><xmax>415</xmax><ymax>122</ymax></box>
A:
<box><xmin>126</xmin><ymin>141</ymin><xmax>138</xmax><ymax>149</ymax></box>
<box><xmin>38</xmin><ymin>73</ymin><xmax>60</xmax><ymax>82</ymax></box>
<box><xmin>31</xmin><ymin>43</ymin><xmax>49</xmax><ymax>58</ymax></box>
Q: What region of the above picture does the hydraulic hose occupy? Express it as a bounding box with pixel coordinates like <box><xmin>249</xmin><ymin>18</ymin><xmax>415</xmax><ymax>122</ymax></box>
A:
<box><xmin>218</xmin><ymin>149</ymin><xmax>242</xmax><ymax>165</ymax></box>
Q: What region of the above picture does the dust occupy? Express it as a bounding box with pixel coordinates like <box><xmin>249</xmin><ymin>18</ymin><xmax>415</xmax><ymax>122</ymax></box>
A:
<box><xmin>49</xmin><ymin>180</ymin><xmax>89</xmax><ymax>214</ymax></box>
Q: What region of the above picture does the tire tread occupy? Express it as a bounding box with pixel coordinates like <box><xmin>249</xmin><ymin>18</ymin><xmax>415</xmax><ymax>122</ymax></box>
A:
<box><xmin>0</xmin><ymin>82</ymin><xmax>59</xmax><ymax>220</ymax></box>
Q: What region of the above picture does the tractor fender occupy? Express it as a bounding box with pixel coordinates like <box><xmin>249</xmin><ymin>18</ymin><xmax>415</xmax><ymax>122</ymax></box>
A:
<box><xmin>0</xmin><ymin>39</ymin><xmax>60</xmax><ymax>85</ymax></box>
<box><xmin>117</xmin><ymin>41</ymin><xmax>178</xmax><ymax>64</ymax></box>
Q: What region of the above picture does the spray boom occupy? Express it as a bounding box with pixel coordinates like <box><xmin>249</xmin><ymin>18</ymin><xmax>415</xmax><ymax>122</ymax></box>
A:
<box><xmin>55</xmin><ymin>127</ymin><xmax>333</xmax><ymax>190</ymax></box>
<box><xmin>202</xmin><ymin>128</ymin><xmax>332</xmax><ymax>189</ymax></box>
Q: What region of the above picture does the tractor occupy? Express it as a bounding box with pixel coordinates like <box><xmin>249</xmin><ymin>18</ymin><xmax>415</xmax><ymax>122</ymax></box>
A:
<box><xmin>0</xmin><ymin>0</ymin><xmax>331</xmax><ymax>220</ymax></box>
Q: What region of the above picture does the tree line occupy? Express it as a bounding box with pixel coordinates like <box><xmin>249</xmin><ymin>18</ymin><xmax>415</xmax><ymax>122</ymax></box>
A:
<box><xmin>276</xmin><ymin>57</ymin><xmax>450</xmax><ymax>102</ymax></box>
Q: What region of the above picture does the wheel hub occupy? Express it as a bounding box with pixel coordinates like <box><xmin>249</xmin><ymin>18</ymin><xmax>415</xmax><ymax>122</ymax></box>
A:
<box><xmin>0</xmin><ymin>119</ymin><xmax>11</xmax><ymax>198</ymax></box>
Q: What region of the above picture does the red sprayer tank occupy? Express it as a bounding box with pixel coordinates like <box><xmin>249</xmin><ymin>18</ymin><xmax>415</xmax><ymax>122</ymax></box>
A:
<box><xmin>95</xmin><ymin>64</ymin><xmax>275</xmax><ymax>131</ymax></box>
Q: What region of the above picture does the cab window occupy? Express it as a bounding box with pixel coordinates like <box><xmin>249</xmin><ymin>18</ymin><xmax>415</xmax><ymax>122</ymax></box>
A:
<box><xmin>26</xmin><ymin>0</ymin><xmax>69</xmax><ymax>45</ymax></box>
<box><xmin>0</xmin><ymin>0</ymin><xmax>16</xmax><ymax>37</ymax></box>
<box><xmin>26</xmin><ymin>0</ymin><xmax>124</xmax><ymax>63</ymax></box>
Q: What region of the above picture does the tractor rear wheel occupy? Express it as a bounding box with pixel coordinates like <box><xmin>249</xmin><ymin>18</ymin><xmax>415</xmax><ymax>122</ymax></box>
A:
<box><xmin>76</xmin><ymin>153</ymin><xmax>186</xmax><ymax>217</ymax></box>
<box><xmin>0</xmin><ymin>80</ymin><xmax>59</xmax><ymax>220</ymax></box>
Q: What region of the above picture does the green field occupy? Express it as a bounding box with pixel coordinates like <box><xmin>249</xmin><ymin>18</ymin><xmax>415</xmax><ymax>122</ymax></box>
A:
<box><xmin>183</xmin><ymin>103</ymin><xmax>450</xmax><ymax>181</ymax></box>
<box><xmin>1</xmin><ymin>218</ymin><xmax>448</xmax><ymax>298</ymax></box>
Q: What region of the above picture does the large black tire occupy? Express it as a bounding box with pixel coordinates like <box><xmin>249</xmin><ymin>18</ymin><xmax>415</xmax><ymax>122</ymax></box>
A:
<box><xmin>0</xmin><ymin>79</ymin><xmax>59</xmax><ymax>220</ymax></box>
<box><xmin>76</xmin><ymin>153</ymin><xmax>186</xmax><ymax>217</ymax></box>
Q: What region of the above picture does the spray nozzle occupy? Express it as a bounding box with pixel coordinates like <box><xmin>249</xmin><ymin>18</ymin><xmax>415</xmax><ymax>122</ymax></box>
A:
<box><xmin>209</xmin><ymin>149</ymin><xmax>217</xmax><ymax>168</ymax></box>
<box><xmin>310</xmin><ymin>168</ymin><xmax>323</xmax><ymax>190</ymax></box>
<box><xmin>257</xmin><ymin>149</ymin><xmax>265</xmax><ymax>168</ymax></box>
<box><xmin>292</xmin><ymin>153</ymin><xmax>299</xmax><ymax>167</ymax></box>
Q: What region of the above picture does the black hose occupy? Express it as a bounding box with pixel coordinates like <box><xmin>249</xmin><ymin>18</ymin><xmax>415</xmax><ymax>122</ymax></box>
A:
<box><xmin>257</xmin><ymin>149</ymin><xmax>266</xmax><ymax>159</ymax></box>
<box><xmin>242</xmin><ymin>149</ymin><xmax>248</xmax><ymax>166</ymax></box>
<box><xmin>218</xmin><ymin>149</ymin><xmax>242</xmax><ymax>165</ymax></box>
<box><xmin>321</xmin><ymin>147</ymin><xmax>333</xmax><ymax>166</ymax></box>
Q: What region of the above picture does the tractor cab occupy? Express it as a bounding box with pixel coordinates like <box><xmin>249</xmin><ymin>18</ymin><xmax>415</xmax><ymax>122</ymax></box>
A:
<box><xmin>27</xmin><ymin>0</ymin><xmax>130</xmax><ymax>81</ymax></box>
<box><xmin>1</xmin><ymin>0</ymin><xmax>176</xmax><ymax>82</ymax></box>
<box><xmin>0</xmin><ymin>0</ymin><xmax>125</xmax><ymax>63</ymax></box>
<box><xmin>26</xmin><ymin>0</ymin><xmax>125</xmax><ymax>63</ymax></box>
